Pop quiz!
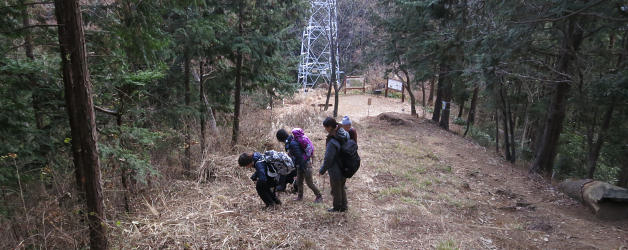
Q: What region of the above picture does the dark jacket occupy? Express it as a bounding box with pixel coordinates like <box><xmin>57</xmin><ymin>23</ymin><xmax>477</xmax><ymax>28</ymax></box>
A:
<box><xmin>285</xmin><ymin>136</ymin><xmax>307</xmax><ymax>170</ymax></box>
<box><xmin>320</xmin><ymin>127</ymin><xmax>349</xmax><ymax>175</ymax></box>
<box><xmin>250</xmin><ymin>152</ymin><xmax>270</xmax><ymax>183</ymax></box>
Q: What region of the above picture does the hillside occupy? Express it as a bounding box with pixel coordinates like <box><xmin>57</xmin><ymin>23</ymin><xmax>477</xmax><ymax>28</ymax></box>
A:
<box><xmin>112</xmin><ymin>93</ymin><xmax>628</xmax><ymax>249</ymax></box>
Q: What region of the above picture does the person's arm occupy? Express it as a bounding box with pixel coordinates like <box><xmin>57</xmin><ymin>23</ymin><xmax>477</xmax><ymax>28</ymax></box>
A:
<box><xmin>250</xmin><ymin>172</ymin><xmax>258</xmax><ymax>181</ymax></box>
<box><xmin>289</xmin><ymin>141</ymin><xmax>306</xmax><ymax>169</ymax></box>
<box><xmin>254</xmin><ymin>162</ymin><xmax>267</xmax><ymax>182</ymax></box>
<box><xmin>319</xmin><ymin>140</ymin><xmax>338</xmax><ymax>175</ymax></box>
<box><xmin>351</xmin><ymin>128</ymin><xmax>358</xmax><ymax>143</ymax></box>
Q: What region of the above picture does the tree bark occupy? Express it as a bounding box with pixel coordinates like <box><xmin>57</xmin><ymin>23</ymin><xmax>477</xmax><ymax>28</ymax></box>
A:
<box><xmin>463</xmin><ymin>86</ymin><xmax>479</xmax><ymax>137</ymax></box>
<box><xmin>21</xmin><ymin>1</ymin><xmax>45</xmax><ymax>130</ymax></box>
<box><xmin>324</xmin><ymin>79</ymin><xmax>332</xmax><ymax>111</ymax></box>
<box><xmin>53</xmin><ymin>0</ymin><xmax>107</xmax><ymax>248</ymax></box>
<box><xmin>428</xmin><ymin>76</ymin><xmax>435</xmax><ymax>105</ymax></box>
<box><xmin>586</xmin><ymin>102</ymin><xmax>614</xmax><ymax>178</ymax></box>
<box><xmin>499</xmin><ymin>82</ymin><xmax>515</xmax><ymax>163</ymax></box>
<box><xmin>232</xmin><ymin>3</ymin><xmax>244</xmax><ymax>145</ymax></box>
<box><xmin>520</xmin><ymin>99</ymin><xmax>530</xmax><ymax>150</ymax></box>
<box><xmin>438</xmin><ymin>62</ymin><xmax>452</xmax><ymax>130</ymax></box>
<box><xmin>421</xmin><ymin>80</ymin><xmax>426</xmax><ymax>108</ymax></box>
<box><xmin>199</xmin><ymin>60</ymin><xmax>207</xmax><ymax>156</ymax></box>
<box><xmin>330</xmin><ymin>16</ymin><xmax>339</xmax><ymax>118</ymax></box>
<box><xmin>457</xmin><ymin>99</ymin><xmax>465</xmax><ymax>118</ymax></box>
<box><xmin>495</xmin><ymin>107</ymin><xmax>499</xmax><ymax>154</ymax></box>
<box><xmin>396</xmin><ymin>70</ymin><xmax>416</xmax><ymax>116</ymax></box>
<box><xmin>183</xmin><ymin>48</ymin><xmax>191</xmax><ymax>173</ymax></box>
<box><xmin>531</xmin><ymin>17</ymin><xmax>584</xmax><ymax>177</ymax></box>
<box><xmin>432</xmin><ymin>78</ymin><xmax>442</xmax><ymax>122</ymax></box>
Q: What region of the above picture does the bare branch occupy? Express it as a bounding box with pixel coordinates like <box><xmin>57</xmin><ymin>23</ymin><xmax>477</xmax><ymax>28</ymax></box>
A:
<box><xmin>94</xmin><ymin>105</ymin><xmax>118</xmax><ymax>116</ymax></box>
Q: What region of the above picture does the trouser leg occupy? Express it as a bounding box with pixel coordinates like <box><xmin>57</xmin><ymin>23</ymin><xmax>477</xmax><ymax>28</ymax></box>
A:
<box><xmin>256</xmin><ymin>181</ymin><xmax>275</xmax><ymax>206</ymax></box>
<box><xmin>296</xmin><ymin>168</ymin><xmax>305</xmax><ymax>198</ymax></box>
<box><xmin>330</xmin><ymin>176</ymin><xmax>346</xmax><ymax>210</ymax></box>
<box><xmin>303</xmin><ymin>165</ymin><xmax>321</xmax><ymax>197</ymax></box>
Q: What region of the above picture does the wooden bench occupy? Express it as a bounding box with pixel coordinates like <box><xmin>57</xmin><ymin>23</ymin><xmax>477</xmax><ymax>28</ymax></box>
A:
<box><xmin>311</xmin><ymin>103</ymin><xmax>333</xmax><ymax>111</ymax></box>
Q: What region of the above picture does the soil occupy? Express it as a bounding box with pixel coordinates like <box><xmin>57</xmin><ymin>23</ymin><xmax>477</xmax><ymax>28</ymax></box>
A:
<box><xmin>114</xmin><ymin>93</ymin><xmax>628</xmax><ymax>249</ymax></box>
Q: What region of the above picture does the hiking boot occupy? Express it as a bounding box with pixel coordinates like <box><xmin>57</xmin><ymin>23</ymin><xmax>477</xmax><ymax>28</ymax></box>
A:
<box><xmin>314</xmin><ymin>195</ymin><xmax>323</xmax><ymax>203</ymax></box>
<box><xmin>293</xmin><ymin>195</ymin><xmax>303</xmax><ymax>201</ymax></box>
<box><xmin>273</xmin><ymin>198</ymin><xmax>282</xmax><ymax>205</ymax></box>
<box><xmin>327</xmin><ymin>208</ymin><xmax>341</xmax><ymax>212</ymax></box>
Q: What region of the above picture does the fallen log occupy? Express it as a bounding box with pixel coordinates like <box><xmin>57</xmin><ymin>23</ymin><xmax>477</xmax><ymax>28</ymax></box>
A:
<box><xmin>558</xmin><ymin>179</ymin><xmax>628</xmax><ymax>220</ymax></box>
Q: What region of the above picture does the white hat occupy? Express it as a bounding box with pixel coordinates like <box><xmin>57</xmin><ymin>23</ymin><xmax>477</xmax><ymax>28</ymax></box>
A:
<box><xmin>341</xmin><ymin>116</ymin><xmax>352</xmax><ymax>125</ymax></box>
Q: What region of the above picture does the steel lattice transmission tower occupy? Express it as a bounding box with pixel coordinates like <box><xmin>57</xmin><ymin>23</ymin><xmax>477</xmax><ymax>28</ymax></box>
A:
<box><xmin>298</xmin><ymin>0</ymin><xmax>340</xmax><ymax>89</ymax></box>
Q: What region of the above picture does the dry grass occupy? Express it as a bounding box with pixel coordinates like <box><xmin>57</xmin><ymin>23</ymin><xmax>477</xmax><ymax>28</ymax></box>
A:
<box><xmin>10</xmin><ymin>92</ymin><xmax>627</xmax><ymax>249</ymax></box>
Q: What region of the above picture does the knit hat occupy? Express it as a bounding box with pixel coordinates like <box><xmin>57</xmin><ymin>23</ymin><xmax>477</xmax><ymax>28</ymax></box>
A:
<box><xmin>341</xmin><ymin>116</ymin><xmax>352</xmax><ymax>125</ymax></box>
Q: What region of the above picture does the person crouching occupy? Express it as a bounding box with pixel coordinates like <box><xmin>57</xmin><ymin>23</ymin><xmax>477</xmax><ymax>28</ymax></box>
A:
<box><xmin>238</xmin><ymin>152</ymin><xmax>281</xmax><ymax>208</ymax></box>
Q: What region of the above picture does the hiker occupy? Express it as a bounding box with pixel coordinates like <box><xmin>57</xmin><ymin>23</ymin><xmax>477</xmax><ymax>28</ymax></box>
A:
<box><xmin>276</xmin><ymin>128</ymin><xmax>323</xmax><ymax>203</ymax></box>
<box><xmin>238</xmin><ymin>152</ymin><xmax>282</xmax><ymax>208</ymax></box>
<box><xmin>319</xmin><ymin>117</ymin><xmax>349</xmax><ymax>212</ymax></box>
<box><xmin>341</xmin><ymin>115</ymin><xmax>357</xmax><ymax>144</ymax></box>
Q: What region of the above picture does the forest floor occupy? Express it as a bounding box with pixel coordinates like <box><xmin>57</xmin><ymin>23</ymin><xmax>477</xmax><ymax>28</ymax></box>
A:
<box><xmin>113</xmin><ymin>92</ymin><xmax>628</xmax><ymax>249</ymax></box>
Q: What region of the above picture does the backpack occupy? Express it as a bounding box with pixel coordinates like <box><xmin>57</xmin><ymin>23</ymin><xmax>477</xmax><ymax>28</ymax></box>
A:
<box><xmin>259</xmin><ymin>150</ymin><xmax>295</xmax><ymax>181</ymax></box>
<box><xmin>291</xmin><ymin>128</ymin><xmax>314</xmax><ymax>161</ymax></box>
<box><xmin>339</xmin><ymin>139</ymin><xmax>360</xmax><ymax>178</ymax></box>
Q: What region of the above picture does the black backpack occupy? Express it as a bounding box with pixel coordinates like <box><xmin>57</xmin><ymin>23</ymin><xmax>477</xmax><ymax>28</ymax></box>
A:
<box><xmin>339</xmin><ymin>139</ymin><xmax>360</xmax><ymax>178</ymax></box>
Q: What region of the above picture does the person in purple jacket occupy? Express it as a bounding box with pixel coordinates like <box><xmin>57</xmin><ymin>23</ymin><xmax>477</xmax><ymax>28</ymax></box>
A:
<box><xmin>276</xmin><ymin>129</ymin><xmax>323</xmax><ymax>203</ymax></box>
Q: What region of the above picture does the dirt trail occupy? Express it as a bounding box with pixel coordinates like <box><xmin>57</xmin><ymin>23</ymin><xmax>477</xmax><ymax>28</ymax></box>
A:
<box><xmin>117</xmin><ymin>93</ymin><xmax>628</xmax><ymax>249</ymax></box>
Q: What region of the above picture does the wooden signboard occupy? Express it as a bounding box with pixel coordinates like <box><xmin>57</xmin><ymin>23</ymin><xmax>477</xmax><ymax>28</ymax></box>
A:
<box><xmin>343</xmin><ymin>76</ymin><xmax>366</xmax><ymax>94</ymax></box>
<box><xmin>385</xmin><ymin>78</ymin><xmax>405</xmax><ymax>102</ymax></box>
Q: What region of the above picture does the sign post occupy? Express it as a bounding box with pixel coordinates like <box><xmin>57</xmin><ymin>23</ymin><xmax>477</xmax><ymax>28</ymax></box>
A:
<box><xmin>386</xmin><ymin>78</ymin><xmax>404</xmax><ymax>102</ymax></box>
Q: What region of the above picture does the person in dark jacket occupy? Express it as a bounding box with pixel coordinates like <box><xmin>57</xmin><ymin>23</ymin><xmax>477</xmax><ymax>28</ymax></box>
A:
<box><xmin>276</xmin><ymin>129</ymin><xmax>323</xmax><ymax>202</ymax></box>
<box><xmin>238</xmin><ymin>152</ymin><xmax>281</xmax><ymax>208</ymax></box>
<box><xmin>318</xmin><ymin>117</ymin><xmax>349</xmax><ymax>212</ymax></box>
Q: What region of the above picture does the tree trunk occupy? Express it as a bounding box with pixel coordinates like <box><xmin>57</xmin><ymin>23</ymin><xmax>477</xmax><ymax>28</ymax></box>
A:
<box><xmin>199</xmin><ymin>60</ymin><xmax>207</xmax><ymax>156</ymax></box>
<box><xmin>183</xmin><ymin>48</ymin><xmax>191</xmax><ymax>173</ymax></box>
<box><xmin>421</xmin><ymin>80</ymin><xmax>426</xmax><ymax>108</ymax></box>
<box><xmin>586</xmin><ymin>102</ymin><xmax>614</xmax><ymax>178</ymax></box>
<box><xmin>463</xmin><ymin>86</ymin><xmax>479</xmax><ymax>137</ymax></box>
<box><xmin>333</xmin><ymin>80</ymin><xmax>339</xmax><ymax>118</ymax></box>
<box><xmin>508</xmin><ymin>94</ymin><xmax>516</xmax><ymax>162</ymax></box>
<box><xmin>520</xmin><ymin>99</ymin><xmax>530</xmax><ymax>150</ymax></box>
<box><xmin>457</xmin><ymin>99</ymin><xmax>465</xmax><ymax>118</ymax></box>
<box><xmin>53</xmin><ymin>0</ymin><xmax>108</xmax><ymax>248</ymax></box>
<box><xmin>432</xmin><ymin>79</ymin><xmax>442</xmax><ymax>122</ymax></box>
<box><xmin>22</xmin><ymin>1</ymin><xmax>44</xmax><ymax>130</ymax></box>
<box><xmin>499</xmin><ymin>83</ymin><xmax>515</xmax><ymax>163</ymax></box>
<box><xmin>232</xmin><ymin>51</ymin><xmax>243</xmax><ymax>145</ymax></box>
<box><xmin>324</xmin><ymin>79</ymin><xmax>333</xmax><ymax>111</ymax></box>
<box><xmin>438</xmin><ymin>62</ymin><xmax>452</xmax><ymax>130</ymax></box>
<box><xmin>428</xmin><ymin>76</ymin><xmax>435</xmax><ymax>105</ymax></box>
<box><xmin>397</xmin><ymin>71</ymin><xmax>416</xmax><ymax>116</ymax></box>
<box><xmin>495</xmin><ymin>107</ymin><xmax>499</xmax><ymax>154</ymax></box>
<box><xmin>232</xmin><ymin>5</ymin><xmax>244</xmax><ymax>145</ymax></box>
<box><xmin>330</xmin><ymin>9</ymin><xmax>339</xmax><ymax>117</ymax></box>
<box><xmin>531</xmin><ymin>17</ymin><xmax>584</xmax><ymax>177</ymax></box>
